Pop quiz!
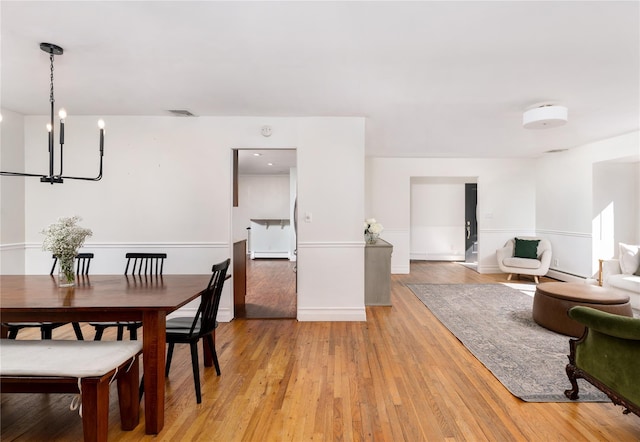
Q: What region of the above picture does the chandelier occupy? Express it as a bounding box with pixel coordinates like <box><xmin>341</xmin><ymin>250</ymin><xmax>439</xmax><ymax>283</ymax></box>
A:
<box><xmin>0</xmin><ymin>43</ymin><xmax>105</xmax><ymax>184</ymax></box>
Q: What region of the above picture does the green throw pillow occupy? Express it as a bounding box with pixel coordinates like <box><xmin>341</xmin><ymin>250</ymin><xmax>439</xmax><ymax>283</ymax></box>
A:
<box><xmin>514</xmin><ymin>238</ymin><xmax>540</xmax><ymax>259</ymax></box>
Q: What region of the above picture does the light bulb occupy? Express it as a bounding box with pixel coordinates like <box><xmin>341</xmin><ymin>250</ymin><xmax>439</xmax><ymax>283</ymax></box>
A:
<box><xmin>97</xmin><ymin>119</ymin><xmax>105</xmax><ymax>129</ymax></box>
<box><xmin>58</xmin><ymin>108</ymin><xmax>67</xmax><ymax>120</ymax></box>
<box><xmin>0</xmin><ymin>113</ymin><xmax>3</xmax><ymax>123</ymax></box>
<box><xmin>46</xmin><ymin>123</ymin><xmax>52</xmax><ymax>132</ymax></box>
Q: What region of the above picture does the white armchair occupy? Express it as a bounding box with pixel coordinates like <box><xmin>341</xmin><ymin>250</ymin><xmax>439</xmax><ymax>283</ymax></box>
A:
<box><xmin>496</xmin><ymin>237</ymin><xmax>552</xmax><ymax>284</ymax></box>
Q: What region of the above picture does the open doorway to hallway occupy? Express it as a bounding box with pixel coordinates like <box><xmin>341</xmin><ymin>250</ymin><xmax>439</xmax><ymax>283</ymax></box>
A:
<box><xmin>245</xmin><ymin>258</ymin><xmax>296</xmax><ymax>318</ymax></box>
<box><xmin>410</xmin><ymin>176</ymin><xmax>478</xmax><ymax>269</ymax></box>
<box><xmin>232</xmin><ymin>149</ymin><xmax>297</xmax><ymax>319</ymax></box>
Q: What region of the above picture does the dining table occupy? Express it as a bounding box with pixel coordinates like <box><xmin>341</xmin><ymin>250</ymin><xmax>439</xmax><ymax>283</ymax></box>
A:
<box><xmin>0</xmin><ymin>273</ymin><xmax>211</xmax><ymax>435</ymax></box>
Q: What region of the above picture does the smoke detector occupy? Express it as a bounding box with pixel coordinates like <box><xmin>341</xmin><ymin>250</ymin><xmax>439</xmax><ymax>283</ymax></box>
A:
<box><xmin>523</xmin><ymin>104</ymin><xmax>567</xmax><ymax>129</ymax></box>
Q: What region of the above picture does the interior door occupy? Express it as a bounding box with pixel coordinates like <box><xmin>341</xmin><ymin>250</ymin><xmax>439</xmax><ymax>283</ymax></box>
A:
<box><xmin>465</xmin><ymin>183</ymin><xmax>478</xmax><ymax>264</ymax></box>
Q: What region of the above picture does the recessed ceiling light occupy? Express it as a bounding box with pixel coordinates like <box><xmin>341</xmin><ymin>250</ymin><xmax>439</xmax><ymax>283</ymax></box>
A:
<box><xmin>267</xmin><ymin>163</ymin><xmax>273</xmax><ymax>166</ymax></box>
<box><xmin>253</xmin><ymin>153</ymin><xmax>262</xmax><ymax>157</ymax></box>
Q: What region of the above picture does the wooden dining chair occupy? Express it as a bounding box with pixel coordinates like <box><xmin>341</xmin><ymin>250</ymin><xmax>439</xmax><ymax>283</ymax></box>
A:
<box><xmin>91</xmin><ymin>252</ymin><xmax>167</xmax><ymax>341</ymax></box>
<box><xmin>163</xmin><ymin>259</ymin><xmax>230</xmax><ymax>403</ymax></box>
<box><xmin>5</xmin><ymin>253</ymin><xmax>94</xmax><ymax>340</ymax></box>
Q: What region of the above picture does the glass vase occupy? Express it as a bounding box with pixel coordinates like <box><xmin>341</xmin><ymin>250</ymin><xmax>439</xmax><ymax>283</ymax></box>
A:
<box><xmin>365</xmin><ymin>232</ymin><xmax>379</xmax><ymax>245</ymax></box>
<box><xmin>58</xmin><ymin>256</ymin><xmax>76</xmax><ymax>287</ymax></box>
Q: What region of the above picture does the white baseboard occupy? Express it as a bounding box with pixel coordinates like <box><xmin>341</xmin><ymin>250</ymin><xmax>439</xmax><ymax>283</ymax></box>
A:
<box><xmin>251</xmin><ymin>251</ymin><xmax>290</xmax><ymax>259</ymax></box>
<box><xmin>478</xmin><ymin>264</ymin><xmax>500</xmax><ymax>274</ymax></box>
<box><xmin>392</xmin><ymin>264</ymin><xmax>410</xmax><ymax>274</ymax></box>
<box><xmin>216</xmin><ymin>308</ymin><xmax>234</xmax><ymax>323</ymax></box>
<box><xmin>410</xmin><ymin>253</ymin><xmax>465</xmax><ymax>261</ymax></box>
<box><xmin>546</xmin><ymin>270</ymin><xmax>587</xmax><ymax>283</ymax></box>
<box><xmin>297</xmin><ymin>307</ymin><xmax>366</xmax><ymax>322</ymax></box>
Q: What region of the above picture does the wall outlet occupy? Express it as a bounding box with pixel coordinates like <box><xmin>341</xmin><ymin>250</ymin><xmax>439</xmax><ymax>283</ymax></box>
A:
<box><xmin>553</xmin><ymin>258</ymin><xmax>559</xmax><ymax>266</ymax></box>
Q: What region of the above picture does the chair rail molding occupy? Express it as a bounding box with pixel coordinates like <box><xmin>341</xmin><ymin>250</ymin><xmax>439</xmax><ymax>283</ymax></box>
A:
<box><xmin>535</xmin><ymin>229</ymin><xmax>592</xmax><ymax>238</ymax></box>
<box><xmin>24</xmin><ymin>241</ymin><xmax>229</xmax><ymax>249</ymax></box>
<box><xmin>0</xmin><ymin>243</ymin><xmax>24</xmax><ymax>251</ymax></box>
<box><xmin>297</xmin><ymin>241</ymin><xmax>365</xmax><ymax>248</ymax></box>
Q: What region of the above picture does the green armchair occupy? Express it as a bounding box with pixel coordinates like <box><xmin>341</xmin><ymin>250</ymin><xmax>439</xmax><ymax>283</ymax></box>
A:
<box><xmin>565</xmin><ymin>306</ymin><xmax>640</xmax><ymax>416</ymax></box>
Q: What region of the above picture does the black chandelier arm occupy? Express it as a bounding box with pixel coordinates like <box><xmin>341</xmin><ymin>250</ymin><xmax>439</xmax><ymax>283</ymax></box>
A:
<box><xmin>0</xmin><ymin>171</ymin><xmax>50</xmax><ymax>178</ymax></box>
<box><xmin>59</xmin><ymin>138</ymin><xmax>104</xmax><ymax>182</ymax></box>
<box><xmin>61</xmin><ymin>174</ymin><xmax>103</xmax><ymax>182</ymax></box>
<box><xmin>2</xmin><ymin>138</ymin><xmax>104</xmax><ymax>184</ymax></box>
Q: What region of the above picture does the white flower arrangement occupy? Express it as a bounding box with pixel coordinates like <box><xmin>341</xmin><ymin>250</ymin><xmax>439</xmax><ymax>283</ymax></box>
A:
<box><xmin>42</xmin><ymin>216</ymin><xmax>92</xmax><ymax>283</ymax></box>
<box><xmin>364</xmin><ymin>218</ymin><xmax>384</xmax><ymax>235</ymax></box>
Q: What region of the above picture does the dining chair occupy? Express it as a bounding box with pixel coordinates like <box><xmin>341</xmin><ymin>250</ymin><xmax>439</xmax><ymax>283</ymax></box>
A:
<box><xmin>5</xmin><ymin>253</ymin><xmax>94</xmax><ymax>340</ymax></box>
<box><xmin>124</xmin><ymin>252</ymin><xmax>166</xmax><ymax>276</ymax></box>
<box><xmin>91</xmin><ymin>252</ymin><xmax>167</xmax><ymax>341</ymax></box>
<box><xmin>51</xmin><ymin>252</ymin><xmax>94</xmax><ymax>276</ymax></box>
<box><xmin>164</xmin><ymin>259</ymin><xmax>230</xmax><ymax>403</ymax></box>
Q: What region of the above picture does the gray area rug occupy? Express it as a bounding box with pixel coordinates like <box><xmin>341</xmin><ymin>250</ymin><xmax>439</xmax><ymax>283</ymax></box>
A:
<box><xmin>407</xmin><ymin>283</ymin><xmax>608</xmax><ymax>402</ymax></box>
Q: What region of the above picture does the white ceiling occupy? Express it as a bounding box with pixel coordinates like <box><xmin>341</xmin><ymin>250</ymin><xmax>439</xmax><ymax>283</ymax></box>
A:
<box><xmin>2</xmin><ymin>1</ymin><xmax>639</xmax><ymax>165</ymax></box>
<box><xmin>237</xmin><ymin>149</ymin><xmax>296</xmax><ymax>175</ymax></box>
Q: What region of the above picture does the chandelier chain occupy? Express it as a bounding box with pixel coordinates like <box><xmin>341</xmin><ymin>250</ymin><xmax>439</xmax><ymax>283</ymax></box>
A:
<box><xmin>49</xmin><ymin>53</ymin><xmax>55</xmax><ymax>104</ymax></box>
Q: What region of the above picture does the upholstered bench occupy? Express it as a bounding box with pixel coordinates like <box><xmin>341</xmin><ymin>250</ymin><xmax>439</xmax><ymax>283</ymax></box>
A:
<box><xmin>0</xmin><ymin>339</ymin><xmax>142</xmax><ymax>442</ymax></box>
<box><xmin>532</xmin><ymin>282</ymin><xmax>633</xmax><ymax>337</ymax></box>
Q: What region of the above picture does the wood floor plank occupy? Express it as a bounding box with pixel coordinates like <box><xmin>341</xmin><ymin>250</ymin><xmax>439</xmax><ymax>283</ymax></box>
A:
<box><xmin>2</xmin><ymin>261</ymin><xmax>640</xmax><ymax>441</ymax></box>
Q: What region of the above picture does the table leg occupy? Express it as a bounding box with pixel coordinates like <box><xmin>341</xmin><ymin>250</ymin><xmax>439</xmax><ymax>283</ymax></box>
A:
<box><xmin>0</xmin><ymin>324</ymin><xmax>8</xmax><ymax>339</ymax></box>
<box><xmin>142</xmin><ymin>311</ymin><xmax>166</xmax><ymax>434</ymax></box>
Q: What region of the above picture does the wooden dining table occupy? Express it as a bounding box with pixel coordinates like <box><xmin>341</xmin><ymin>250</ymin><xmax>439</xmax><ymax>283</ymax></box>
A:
<box><xmin>0</xmin><ymin>274</ymin><xmax>211</xmax><ymax>435</ymax></box>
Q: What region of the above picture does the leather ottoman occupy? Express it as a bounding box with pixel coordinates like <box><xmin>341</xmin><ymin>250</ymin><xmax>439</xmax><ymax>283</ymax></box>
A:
<box><xmin>532</xmin><ymin>282</ymin><xmax>633</xmax><ymax>337</ymax></box>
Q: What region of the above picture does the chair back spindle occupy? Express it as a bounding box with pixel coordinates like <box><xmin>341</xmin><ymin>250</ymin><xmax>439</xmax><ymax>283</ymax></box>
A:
<box><xmin>124</xmin><ymin>253</ymin><xmax>167</xmax><ymax>276</ymax></box>
<box><xmin>50</xmin><ymin>253</ymin><xmax>95</xmax><ymax>276</ymax></box>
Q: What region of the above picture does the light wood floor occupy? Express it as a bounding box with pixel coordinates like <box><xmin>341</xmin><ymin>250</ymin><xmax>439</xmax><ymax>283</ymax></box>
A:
<box><xmin>244</xmin><ymin>258</ymin><xmax>297</xmax><ymax>319</ymax></box>
<box><xmin>2</xmin><ymin>261</ymin><xmax>639</xmax><ymax>441</ymax></box>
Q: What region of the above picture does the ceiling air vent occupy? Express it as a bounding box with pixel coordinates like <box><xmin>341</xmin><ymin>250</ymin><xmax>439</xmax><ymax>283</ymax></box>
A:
<box><xmin>545</xmin><ymin>148</ymin><xmax>569</xmax><ymax>154</ymax></box>
<box><xmin>167</xmin><ymin>109</ymin><xmax>197</xmax><ymax>117</ymax></box>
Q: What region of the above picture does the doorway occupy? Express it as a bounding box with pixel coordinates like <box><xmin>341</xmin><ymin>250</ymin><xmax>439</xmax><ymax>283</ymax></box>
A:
<box><xmin>409</xmin><ymin>176</ymin><xmax>477</xmax><ymax>263</ymax></box>
<box><xmin>465</xmin><ymin>183</ymin><xmax>478</xmax><ymax>265</ymax></box>
<box><xmin>232</xmin><ymin>148</ymin><xmax>297</xmax><ymax>319</ymax></box>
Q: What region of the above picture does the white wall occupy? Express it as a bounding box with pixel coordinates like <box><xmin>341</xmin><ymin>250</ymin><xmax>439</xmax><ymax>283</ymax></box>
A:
<box><xmin>593</xmin><ymin>161</ymin><xmax>639</xmax><ymax>261</ymax></box>
<box><xmin>1</xmin><ymin>115</ymin><xmax>366</xmax><ymax>321</ymax></box>
<box><xmin>367</xmin><ymin>157</ymin><xmax>536</xmax><ymax>274</ymax></box>
<box><xmin>0</xmin><ymin>109</ymin><xmax>26</xmax><ymax>274</ymax></box>
<box><xmin>536</xmin><ymin>131</ymin><xmax>640</xmax><ymax>279</ymax></box>
<box><xmin>233</xmin><ymin>174</ymin><xmax>291</xmax><ymax>246</ymax></box>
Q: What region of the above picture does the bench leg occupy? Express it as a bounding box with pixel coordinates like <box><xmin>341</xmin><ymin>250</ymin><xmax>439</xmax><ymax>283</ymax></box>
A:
<box><xmin>80</xmin><ymin>377</ymin><xmax>110</xmax><ymax>442</ymax></box>
<box><xmin>117</xmin><ymin>356</ymin><xmax>141</xmax><ymax>430</ymax></box>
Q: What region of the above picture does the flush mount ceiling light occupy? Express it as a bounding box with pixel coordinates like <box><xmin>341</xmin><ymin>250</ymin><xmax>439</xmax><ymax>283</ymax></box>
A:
<box><xmin>523</xmin><ymin>104</ymin><xmax>568</xmax><ymax>129</ymax></box>
<box><xmin>0</xmin><ymin>43</ymin><xmax>105</xmax><ymax>184</ymax></box>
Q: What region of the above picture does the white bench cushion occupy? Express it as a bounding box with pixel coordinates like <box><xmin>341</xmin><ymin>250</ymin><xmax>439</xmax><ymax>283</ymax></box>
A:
<box><xmin>0</xmin><ymin>340</ymin><xmax>142</xmax><ymax>378</ymax></box>
<box><xmin>607</xmin><ymin>274</ymin><xmax>640</xmax><ymax>294</ymax></box>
